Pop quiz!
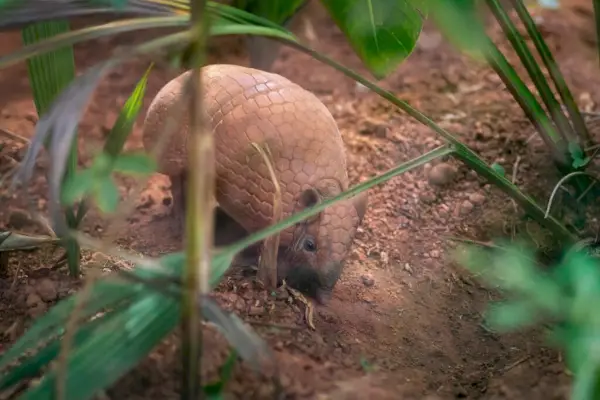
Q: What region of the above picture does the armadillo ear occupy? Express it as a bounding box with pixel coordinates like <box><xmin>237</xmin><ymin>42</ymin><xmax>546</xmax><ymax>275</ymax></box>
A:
<box><xmin>352</xmin><ymin>191</ymin><xmax>368</xmax><ymax>223</ymax></box>
<box><xmin>298</xmin><ymin>187</ymin><xmax>321</xmax><ymax>209</ymax></box>
<box><xmin>297</xmin><ymin>188</ymin><xmax>322</xmax><ymax>223</ymax></box>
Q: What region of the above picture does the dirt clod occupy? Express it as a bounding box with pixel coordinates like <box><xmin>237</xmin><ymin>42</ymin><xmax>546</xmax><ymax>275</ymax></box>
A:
<box><xmin>7</xmin><ymin>209</ymin><xmax>34</xmax><ymax>231</ymax></box>
<box><xmin>35</xmin><ymin>278</ymin><xmax>58</xmax><ymax>302</ymax></box>
<box><xmin>427</xmin><ymin>162</ymin><xmax>457</xmax><ymax>187</ymax></box>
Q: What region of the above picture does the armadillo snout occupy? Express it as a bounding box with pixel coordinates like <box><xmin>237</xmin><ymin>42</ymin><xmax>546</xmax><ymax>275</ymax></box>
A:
<box><xmin>283</xmin><ymin>262</ymin><xmax>340</xmax><ymax>305</ymax></box>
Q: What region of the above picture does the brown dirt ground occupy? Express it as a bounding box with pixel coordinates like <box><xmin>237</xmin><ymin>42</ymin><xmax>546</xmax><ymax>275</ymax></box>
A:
<box><xmin>2</xmin><ymin>0</ymin><xmax>600</xmax><ymax>398</ymax></box>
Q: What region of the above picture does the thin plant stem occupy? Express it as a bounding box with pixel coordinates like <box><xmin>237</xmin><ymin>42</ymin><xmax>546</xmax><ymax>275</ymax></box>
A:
<box><xmin>594</xmin><ymin>0</ymin><xmax>600</xmax><ymax>69</ymax></box>
<box><xmin>510</xmin><ymin>0</ymin><xmax>592</xmax><ymax>146</ymax></box>
<box><xmin>182</xmin><ymin>0</ymin><xmax>212</xmax><ymax>398</ymax></box>
<box><xmin>486</xmin><ymin>0</ymin><xmax>575</xmax><ymax>142</ymax></box>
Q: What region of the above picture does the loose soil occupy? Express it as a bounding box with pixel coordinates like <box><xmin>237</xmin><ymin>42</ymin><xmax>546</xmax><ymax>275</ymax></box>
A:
<box><xmin>1</xmin><ymin>0</ymin><xmax>599</xmax><ymax>398</ymax></box>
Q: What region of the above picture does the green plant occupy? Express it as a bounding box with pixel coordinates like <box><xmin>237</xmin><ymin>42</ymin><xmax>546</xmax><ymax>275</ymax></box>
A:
<box><xmin>427</xmin><ymin>0</ymin><xmax>591</xmax><ymax>174</ymax></box>
<box><xmin>0</xmin><ymin>0</ymin><xmax>592</xmax><ymax>398</ymax></box>
<box><xmin>458</xmin><ymin>241</ymin><xmax>600</xmax><ymax>400</ymax></box>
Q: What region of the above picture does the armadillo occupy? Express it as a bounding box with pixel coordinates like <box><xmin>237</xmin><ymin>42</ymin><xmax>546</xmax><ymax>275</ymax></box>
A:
<box><xmin>142</xmin><ymin>64</ymin><xmax>368</xmax><ymax>304</ymax></box>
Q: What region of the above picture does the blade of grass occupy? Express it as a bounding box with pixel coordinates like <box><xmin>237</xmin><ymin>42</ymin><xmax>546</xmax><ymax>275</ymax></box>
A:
<box><xmin>224</xmin><ymin>145</ymin><xmax>455</xmax><ymax>256</ymax></box>
<box><xmin>485</xmin><ymin>41</ymin><xmax>568</xmax><ymax>163</ymax></box>
<box><xmin>0</xmin><ymin>16</ymin><xmax>189</xmax><ymax>70</ymax></box>
<box><xmin>510</xmin><ymin>0</ymin><xmax>591</xmax><ymax>146</ymax></box>
<box><xmin>274</xmin><ymin>39</ymin><xmax>576</xmax><ymax>243</ymax></box>
<box><xmin>486</xmin><ymin>0</ymin><xmax>575</xmax><ymax>143</ymax></box>
<box><xmin>22</xmin><ymin>20</ymin><xmax>80</xmax><ymax>277</ymax></box>
<box><xmin>67</xmin><ymin>64</ymin><xmax>154</xmax><ymax>228</ymax></box>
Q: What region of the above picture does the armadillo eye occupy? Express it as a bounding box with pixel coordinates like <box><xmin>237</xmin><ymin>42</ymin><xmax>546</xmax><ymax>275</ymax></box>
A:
<box><xmin>303</xmin><ymin>237</ymin><xmax>317</xmax><ymax>252</ymax></box>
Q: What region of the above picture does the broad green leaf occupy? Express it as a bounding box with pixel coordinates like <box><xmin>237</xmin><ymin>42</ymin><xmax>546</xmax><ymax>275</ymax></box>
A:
<box><xmin>1</xmin><ymin>250</ymin><xmax>273</xmax><ymax>399</ymax></box>
<box><xmin>320</xmin><ymin>0</ymin><xmax>424</xmax><ymax>79</ymax></box>
<box><xmin>0</xmin><ymin>280</ymin><xmax>139</xmax><ymax>372</ymax></box>
<box><xmin>20</xmin><ymin>292</ymin><xmax>180</xmax><ymax>400</ymax></box>
<box><xmin>0</xmin><ymin>311</ymin><xmax>121</xmax><ymax>390</ymax></box>
<box><xmin>113</xmin><ymin>152</ymin><xmax>157</xmax><ymax>175</ymax></box>
<box><xmin>95</xmin><ymin>176</ymin><xmax>120</xmax><ymax>213</ymax></box>
<box><xmin>424</xmin><ymin>0</ymin><xmax>488</xmax><ymax>59</ymax></box>
<box><xmin>61</xmin><ymin>169</ymin><xmax>95</xmax><ymax>205</ymax></box>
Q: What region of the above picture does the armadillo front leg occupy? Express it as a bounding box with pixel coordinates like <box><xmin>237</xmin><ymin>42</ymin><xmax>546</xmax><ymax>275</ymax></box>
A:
<box><xmin>169</xmin><ymin>172</ymin><xmax>262</xmax><ymax>269</ymax></box>
<box><xmin>169</xmin><ymin>172</ymin><xmax>187</xmax><ymax>235</ymax></box>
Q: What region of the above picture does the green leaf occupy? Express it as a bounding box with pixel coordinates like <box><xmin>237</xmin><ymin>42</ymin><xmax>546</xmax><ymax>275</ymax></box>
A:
<box><xmin>0</xmin><ymin>231</ymin><xmax>59</xmax><ymax>251</ymax></box>
<box><xmin>424</xmin><ymin>0</ymin><xmax>488</xmax><ymax>59</ymax></box>
<box><xmin>104</xmin><ymin>64</ymin><xmax>153</xmax><ymax>157</ymax></box>
<box><xmin>485</xmin><ymin>301</ymin><xmax>541</xmax><ymax>331</ymax></box>
<box><xmin>490</xmin><ymin>162</ymin><xmax>505</xmax><ymax>176</ymax></box>
<box><xmin>113</xmin><ymin>152</ymin><xmax>157</xmax><ymax>175</ymax></box>
<box><xmin>320</xmin><ymin>0</ymin><xmax>425</xmax><ymax>79</ymax></box>
<box><xmin>569</xmin><ymin>142</ymin><xmax>590</xmax><ymax>169</ymax></box>
<box><xmin>94</xmin><ymin>176</ymin><xmax>120</xmax><ymax>213</ymax></box>
<box><xmin>61</xmin><ymin>169</ymin><xmax>95</xmax><ymax>205</ymax></box>
<box><xmin>0</xmin><ymin>250</ymin><xmax>272</xmax><ymax>400</ymax></box>
<box><xmin>204</xmin><ymin>349</ymin><xmax>238</xmax><ymax>397</ymax></box>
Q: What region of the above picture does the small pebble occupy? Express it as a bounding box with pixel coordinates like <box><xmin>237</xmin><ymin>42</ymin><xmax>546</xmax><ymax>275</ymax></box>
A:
<box><xmin>460</xmin><ymin>200</ymin><xmax>474</xmax><ymax>215</ymax></box>
<box><xmin>361</xmin><ymin>274</ymin><xmax>375</xmax><ymax>287</ymax></box>
<box><xmin>468</xmin><ymin>192</ymin><xmax>486</xmax><ymax>205</ymax></box>
<box><xmin>419</xmin><ymin>191</ymin><xmax>437</xmax><ymax>204</ymax></box>
<box><xmin>354</xmin><ymin>82</ymin><xmax>369</xmax><ymax>94</ymax></box>
<box><xmin>427</xmin><ymin>163</ymin><xmax>457</xmax><ymax>187</ymax></box>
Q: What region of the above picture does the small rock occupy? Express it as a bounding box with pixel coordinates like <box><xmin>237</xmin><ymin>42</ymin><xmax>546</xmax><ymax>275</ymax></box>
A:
<box><xmin>419</xmin><ymin>191</ymin><xmax>437</xmax><ymax>204</ymax></box>
<box><xmin>468</xmin><ymin>192</ymin><xmax>486</xmax><ymax>205</ymax></box>
<box><xmin>427</xmin><ymin>163</ymin><xmax>457</xmax><ymax>187</ymax></box>
<box><xmin>354</xmin><ymin>82</ymin><xmax>369</xmax><ymax>94</ymax></box>
<box><xmin>460</xmin><ymin>200</ymin><xmax>474</xmax><ymax>215</ymax></box>
<box><xmin>26</xmin><ymin>292</ymin><xmax>43</xmax><ymax>307</ymax></box>
<box><xmin>430</xmin><ymin>249</ymin><xmax>440</xmax><ymax>259</ymax></box>
<box><xmin>36</xmin><ymin>278</ymin><xmax>58</xmax><ymax>302</ymax></box>
<box><xmin>359</xmin><ymin>119</ymin><xmax>389</xmax><ymax>138</ymax></box>
<box><xmin>404</xmin><ymin>263</ymin><xmax>413</xmax><ymax>273</ymax></box>
<box><xmin>25</xmin><ymin>112</ymin><xmax>38</xmax><ymax>124</ymax></box>
<box><xmin>361</xmin><ymin>274</ymin><xmax>375</xmax><ymax>287</ymax></box>
<box><xmin>7</xmin><ymin>209</ymin><xmax>35</xmax><ymax>230</ymax></box>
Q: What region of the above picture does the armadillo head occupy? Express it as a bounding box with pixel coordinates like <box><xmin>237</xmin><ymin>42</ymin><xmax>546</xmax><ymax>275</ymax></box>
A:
<box><xmin>279</xmin><ymin>186</ymin><xmax>368</xmax><ymax>305</ymax></box>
